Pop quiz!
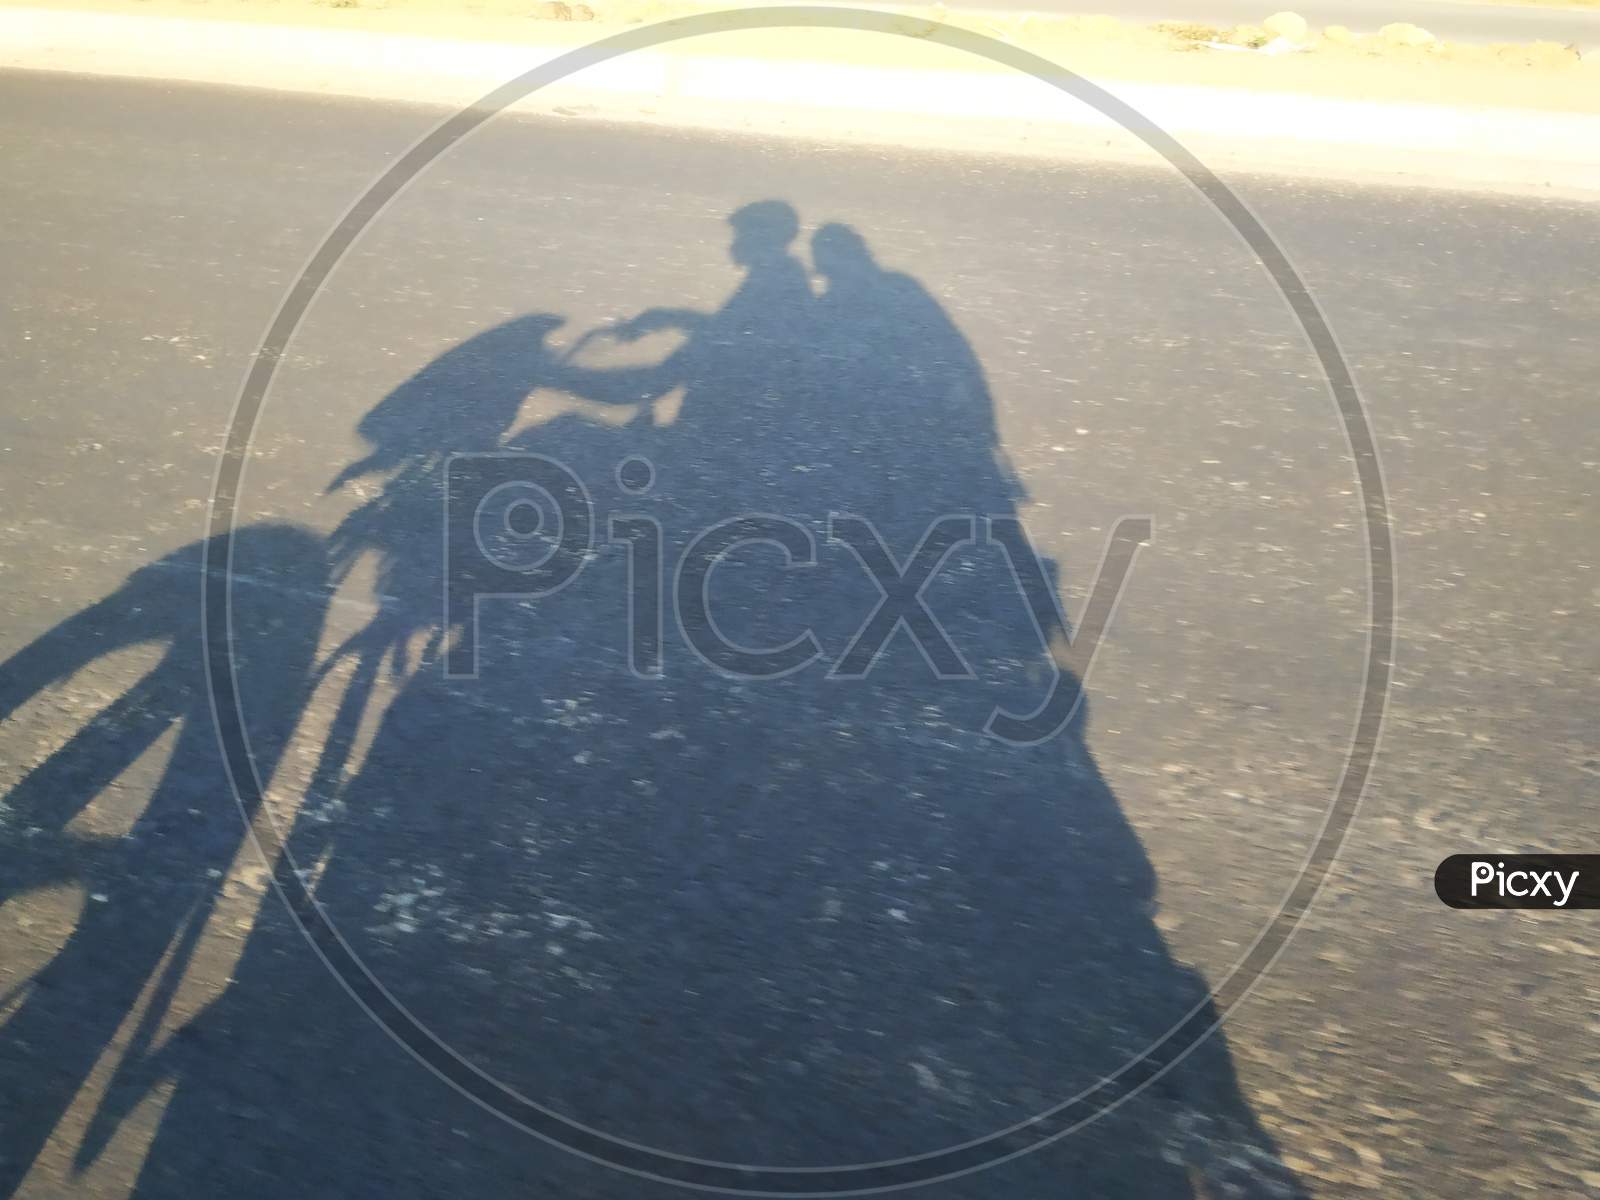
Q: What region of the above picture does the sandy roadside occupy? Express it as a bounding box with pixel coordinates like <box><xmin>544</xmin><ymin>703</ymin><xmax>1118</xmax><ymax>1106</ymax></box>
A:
<box><xmin>8</xmin><ymin>0</ymin><xmax>1600</xmax><ymax>112</ymax></box>
<box><xmin>4</xmin><ymin>0</ymin><xmax>1598</xmax><ymax>197</ymax></box>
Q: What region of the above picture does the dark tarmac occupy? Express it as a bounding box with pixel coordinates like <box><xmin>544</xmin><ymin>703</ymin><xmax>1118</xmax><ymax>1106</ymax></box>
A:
<box><xmin>1</xmin><ymin>70</ymin><xmax>1596</xmax><ymax>1199</ymax></box>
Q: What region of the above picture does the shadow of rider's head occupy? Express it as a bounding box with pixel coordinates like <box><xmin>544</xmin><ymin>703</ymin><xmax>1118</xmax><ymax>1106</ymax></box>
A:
<box><xmin>728</xmin><ymin>199</ymin><xmax>800</xmax><ymax>268</ymax></box>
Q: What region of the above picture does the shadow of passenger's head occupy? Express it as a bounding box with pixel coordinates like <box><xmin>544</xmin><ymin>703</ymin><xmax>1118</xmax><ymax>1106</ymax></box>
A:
<box><xmin>811</xmin><ymin>220</ymin><xmax>876</xmax><ymax>286</ymax></box>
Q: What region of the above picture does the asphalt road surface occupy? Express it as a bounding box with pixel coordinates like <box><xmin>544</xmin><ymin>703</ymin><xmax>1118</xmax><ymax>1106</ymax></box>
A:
<box><xmin>1003</xmin><ymin>0</ymin><xmax>1600</xmax><ymax>48</ymax></box>
<box><xmin>1</xmin><ymin>70</ymin><xmax>1597</xmax><ymax>1200</ymax></box>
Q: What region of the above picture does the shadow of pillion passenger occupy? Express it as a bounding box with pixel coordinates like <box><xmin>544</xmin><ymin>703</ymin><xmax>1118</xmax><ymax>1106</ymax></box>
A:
<box><xmin>130</xmin><ymin>205</ymin><xmax>1306</xmax><ymax>1198</ymax></box>
<box><xmin>0</xmin><ymin>526</ymin><xmax>329</xmax><ymax>1196</ymax></box>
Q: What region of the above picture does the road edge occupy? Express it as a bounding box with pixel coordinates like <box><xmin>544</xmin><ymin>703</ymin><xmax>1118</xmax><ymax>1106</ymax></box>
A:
<box><xmin>3</xmin><ymin>4</ymin><xmax>1598</xmax><ymax>198</ymax></box>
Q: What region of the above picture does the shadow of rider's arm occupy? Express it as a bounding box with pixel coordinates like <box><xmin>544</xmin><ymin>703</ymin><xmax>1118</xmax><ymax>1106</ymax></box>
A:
<box><xmin>617</xmin><ymin>307</ymin><xmax>708</xmax><ymax>340</ymax></box>
<box><xmin>550</xmin><ymin>347</ymin><xmax>692</xmax><ymax>408</ymax></box>
<box><xmin>545</xmin><ymin>305</ymin><xmax>711</xmax><ymax>406</ymax></box>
